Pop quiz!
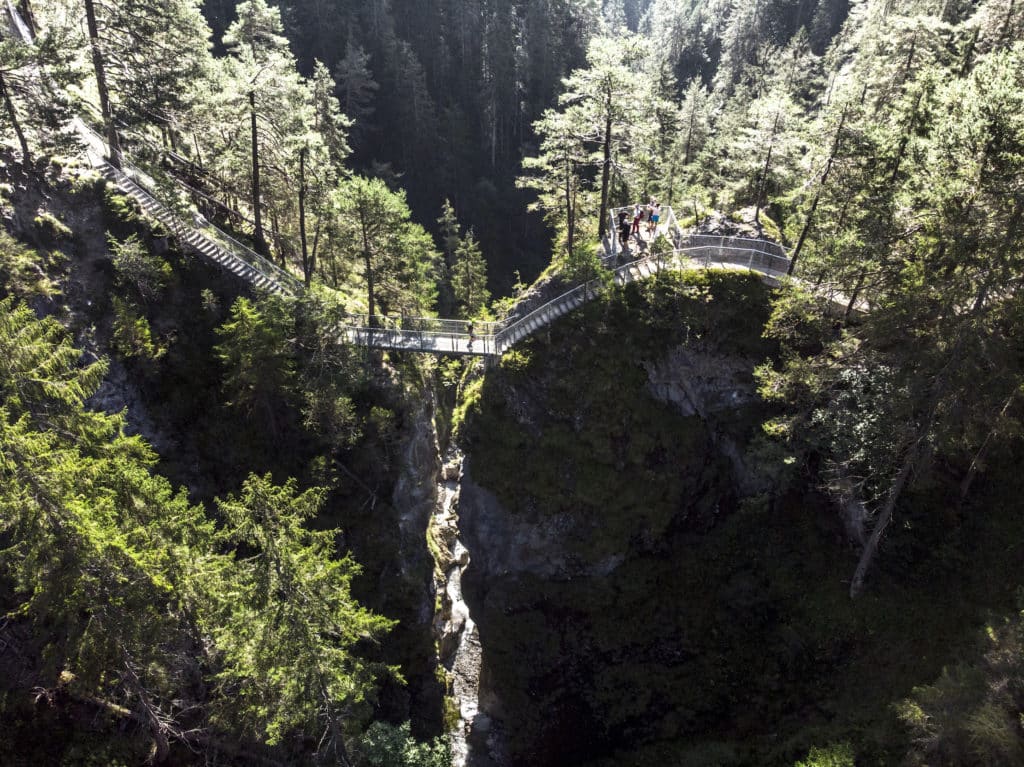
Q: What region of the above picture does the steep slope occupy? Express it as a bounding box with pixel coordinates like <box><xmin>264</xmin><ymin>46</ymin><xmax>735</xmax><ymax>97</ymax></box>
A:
<box><xmin>455</xmin><ymin>270</ymin><xmax>1024</xmax><ymax>766</ymax></box>
<box><xmin>0</xmin><ymin>156</ymin><xmax>449</xmax><ymax>764</ymax></box>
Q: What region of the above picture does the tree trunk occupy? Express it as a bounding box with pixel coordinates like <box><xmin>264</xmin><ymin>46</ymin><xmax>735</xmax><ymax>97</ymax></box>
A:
<box><xmin>249</xmin><ymin>90</ymin><xmax>269</xmax><ymax>256</ymax></box>
<box><xmin>999</xmin><ymin>0</ymin><xmax>1016</xmax><ymax>47</ymax></box>
<box><xmin>684</xmin><ymin>105</ymin><xmax>695</xmax><ymax>165</ymax></box>
<box><xmin>84</xmin><ymin>0</ymin><xmax>122</xmax><ymax>168</ymax></box>
<box><xmin>192</xmin><ymin>131</ymin><xmax>204</xmax><ymax>168</ymax></box>
<box><xmin>754</xmin><ymin>110</ymin><xmax>782</xmax><ymax>227</ymax></box>
<box><xmin>789</xmin><ymin>107</ymin><xmax>847</xmax><ymax>276</ymax></box>
<box><xmin>850</xmin><ymin>280</ymin><xmax>994</xmax><ymax>597</ymax></box>
<box><xmin>958</xmin><ymin>26</ymin><xmax>979</xmax><ymax>75</ymax></box>
<box><xmin>0</xmin><ymin>72</ymin><xmax>31</xmax><ymax>162</ymax></box>
<box><xmin>597</xmin><ymin>105</ymin><xmax>612</xmax><ymax>239</ymax></box>
<box><xmin>270</xmin><ymin>210</ymin><xmax>284</xmax><ymax>267</ymax></box>
<box><xmin>890</xmin><ymin>90</ymin><xmax>923</xmax><ymax>185</ymax></box>
<box><xmin>298</xmin><ymin>145</ymin><xmax>311</xmax><ymax>286</ymax></box>
<box><xmin>844</xmin><ymin>269</ymin><xmax>866</xmax><ymax>321</ymax></box>
<box><xmin>17</xmin><ymin>1</ymin><xmax>36</xmax><ymax>36</ymax></box>
<box><xmin>848</xmin><ymin>428</ymin><xmax>927</xmax><ymax>598</ymax></box>
<box><xmin>358</xmin><ymin>205</ymin><xmax>376</xmax><ymax>325</ymax></box>
<box><xmin>564</xmin><ymin>156</ymin><xmax>575</xmax><ymax>257</ymax></box>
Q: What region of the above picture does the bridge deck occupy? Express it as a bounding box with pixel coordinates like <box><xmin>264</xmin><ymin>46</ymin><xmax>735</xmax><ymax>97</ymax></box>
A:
<box><xmin>5</xmin><ymin>0</ymin><xmax>794</xmax><ymax>360</ymax></box>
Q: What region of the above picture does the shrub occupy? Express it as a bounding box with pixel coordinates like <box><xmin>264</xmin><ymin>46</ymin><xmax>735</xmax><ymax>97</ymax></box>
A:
<box><xmin>112</xmin><ymin>297</ymin><xmax>165</xmax><ymax>360</ymax></box>
<box><xmin>109</xmin><ymin>234</ymin><xmax>172</xmax><ymax>302</ymax></box>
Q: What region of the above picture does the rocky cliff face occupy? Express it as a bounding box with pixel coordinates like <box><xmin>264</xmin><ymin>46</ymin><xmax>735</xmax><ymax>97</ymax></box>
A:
<box><xmin>452</xmin><ymin>272</ymin><xmax>777</xmax><ymax>765</ymax></box>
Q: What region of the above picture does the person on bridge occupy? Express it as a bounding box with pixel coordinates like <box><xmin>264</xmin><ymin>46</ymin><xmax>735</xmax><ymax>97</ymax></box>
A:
<box><xmin>631</xmin><ymin>204</ymin><xmax>643</xmax><ymax>240</ymax></box>
<box><xmin>648</xmin><ymin>199</ymin><xmax>660</xmax><ymax>234</ymax></box>
<box><xmin>618</xmin><ymin>212</ymin><xmax>631</xmax><ymax>256</ymax></box>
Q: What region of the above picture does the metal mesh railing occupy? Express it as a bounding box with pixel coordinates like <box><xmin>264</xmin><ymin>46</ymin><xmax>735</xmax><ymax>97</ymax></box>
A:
<box><xmin>89</xmin><ymin>146</ymin><xmax>303</xmax><ymax>294</ymax></box>
<box><xmin>5</xmin><ymin>0</ymin><xmax>794</xmax><ymax>358</ymax></box>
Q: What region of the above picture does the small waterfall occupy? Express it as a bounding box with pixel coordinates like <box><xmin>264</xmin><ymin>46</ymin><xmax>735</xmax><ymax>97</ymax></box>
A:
<box><xmin>432</xmin><ymin>448</ymin><xmax>485</xmax><ymax>767</ymax></box>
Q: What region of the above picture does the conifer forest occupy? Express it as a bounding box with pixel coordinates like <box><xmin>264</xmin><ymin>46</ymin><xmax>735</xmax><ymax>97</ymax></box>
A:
<box><xmin>1</xmin><ymin>0</ymin><xmax>1023</xmax><ymax>765</ymax></box>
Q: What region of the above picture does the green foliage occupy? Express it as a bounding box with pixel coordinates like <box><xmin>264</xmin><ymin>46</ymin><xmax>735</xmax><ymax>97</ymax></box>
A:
<box><xmin>520</xmin><ymin>34</ymin><xmax>658</xmax><ymax>261</ymax></box>
<box><xmin>208</xmin><ymin>473</ymin><xmax>395</xmax><ymax>751</ymax></box>
<box><xmin>0</xmin><ymin>228</ymin><xmax>58</xmax><ymax>299</ymax></box>
<box><xmin>793</xmin><ymin>743</ymin><xmax>855</xmax><ymax>767</ymax></box>
<box><xmin>353</xmin><ymin>721</ymin><xmax>450</xmax><ymax>767</ymax></box>
<box><xmin>200</xmin><ymin>287</ymin><xmax>219</xmax><ymax>314</ymax></box>
<box><xmin>0</xmin><ymin>298</ymin><xmax>215</xmax><ymax>753</ymax></box>
<box><xmin>450</xmin><ymin>229</ymin><xmax>490</xmax><ymax>319</ymax></box>
<box><xmin>214</xmin><ymin>295</ymin><xmax>295</xmax><ymax>418</ymax></box>
<box><xmin>102</xmin><ymin>187</ymin><xmax>144</xmax><ymax>227</ymax></box>
<box><xmin>329</xmin><ymin>175</ymin><xmax>440</xmax><ymax>317</ymax></box>
<box><xmin>897</xmin><ymin>608</ymin><xmax>1024</xmax><ymax>766</ymax></box>
<box><xmin>32</xmin><ymin>211</ymin><xmax>72</xmax><ymax>241</ymax></box>
<box><xmin>109</xmin><ymin>234</ymin><xmax>172</xmax><ymax>302</ymax></box>
<box><xmin>450</xmin><ymin>373</ymin><xmax>484</xmax><ymax>438</ymax></box>
<box><xmin>111</xmin><ymin>296</ymin><xmax>166</xmax><ymax>360</ymax></box>
<box><xmin>302</xmin><ymin>388</ymin><xmax>360</xmax><ymax>447</ymax></box>
<box><xmin>0</xmin><ymin>298</ymin><xmax>395</xmax><ymax>761</ymax></box>
<box><xmin>562</xmin><ymin>240</ymin><xmax>607</xmax><ymax>286</ymax></box>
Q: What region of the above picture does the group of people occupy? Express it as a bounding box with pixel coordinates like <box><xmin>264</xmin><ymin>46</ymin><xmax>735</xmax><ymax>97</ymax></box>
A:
<box><xmin>617</xmin><ymin>199</ymin><xmax>661</xmax><ymax>250</ymax></box>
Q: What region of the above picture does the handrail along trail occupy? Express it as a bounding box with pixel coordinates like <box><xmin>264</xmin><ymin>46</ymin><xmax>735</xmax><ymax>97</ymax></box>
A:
<box><xmin>3</xmin><ymin>3</ymin><xmax>792</xmax><ymax>358</ymax></box>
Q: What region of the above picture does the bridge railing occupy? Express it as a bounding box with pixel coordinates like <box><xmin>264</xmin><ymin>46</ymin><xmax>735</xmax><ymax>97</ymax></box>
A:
<box><xmin>678</xmin><ymin>242</ymin><xmax>790</xmax><ymax>275</ymax></box>
<box><xmin>338</xmin><ymin>314</ymin><xmax>502</xmax><ymax>336</ymax></box>
<box><xmin>343</xmin><ymin>325</ymin><xmax>499</xmax><ymax>356</ymax></box>
<box><xmin>6</xmin><ymin>0</ymin><xmax>792</xmax><ymax>357</ymax></box>
<box><xmin>72</xmin><ymin>116</ymin><xmax>305</xmax><ymax>294</ymax></box>
<box><xmin>493</xmin><ymin>278</ymin><xmax>604</xmax><ymax>353</ymax></box>
<box><xmin>681</xmin><ymin>234</ymin><xmax>788</xmax><ymax>259</ymax></box>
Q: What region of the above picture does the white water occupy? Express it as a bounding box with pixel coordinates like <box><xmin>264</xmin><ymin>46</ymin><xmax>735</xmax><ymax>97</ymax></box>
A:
<box><xmin>433</xmin><ymin>451</ymin><xmax>485</xmax><ymax>767</ymax></box>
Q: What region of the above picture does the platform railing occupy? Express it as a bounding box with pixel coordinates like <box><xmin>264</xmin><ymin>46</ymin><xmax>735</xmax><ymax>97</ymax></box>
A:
<box><xmin>4</xmin><ymin>1</ymin><xmax>795</xmax><ymax>358</ymax></box>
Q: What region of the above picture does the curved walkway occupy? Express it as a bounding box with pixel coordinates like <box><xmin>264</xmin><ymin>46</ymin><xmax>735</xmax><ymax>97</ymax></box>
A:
<box><xmin>4</xmin><ymin>3</ymin><xmax>792</xmax><ymax>359</ymax></box>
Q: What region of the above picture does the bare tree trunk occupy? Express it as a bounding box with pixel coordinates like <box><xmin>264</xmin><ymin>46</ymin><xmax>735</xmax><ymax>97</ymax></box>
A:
<box><xmin>17</xmin><ymin>1</ymin><xmax>37</xmax><ymax>36</ymax></box>
<box><xmin>850</xmin><ymin>280</ymin><xmax>995</xmax><ymax>597</ymax></box>
<box><xmin>890</xmin><ymin>90</ymin><xmax>923</xmax><ymax>185</ymax></box>
<box><xmin>359</xmin><ymin>205</ymin><xmax>376</xmax><ymax>324</ymax></box>
<box><xmin>844</xmin><ymin>269</ymin><xmax>866</xmax><ymax>321</ymax></box>
<box><xmin>84</xmin><ymin>0</ymin><xmax>122</xmax><ymax>168</ymax></box>
<box><xmin>564</xmin><ymin>156</ymin><xmax>575</xmax><ymax>256</ymax></box>
<box><xmin>754</xmin><ymin>110</ymin><xmax>782</xmax><ymax>227</ymax></box>
<box><xmin>121</xmin><ymin>660</ymin><xmax>170</xmax><ymax>764</ymax></box>
<box><xmin>999</xmin><ymin>0</ymin><xmax>1017</xmax><ymax>47</ymax></box>
<box><xmin>597</xmin><ymin>104</ymin><xmax>612</xmax><ymax>239</ymax></box>
<box><xmin>249</xmin><ymin>90</ymin><xmax>269</xmax><ymax>256</ymax></box>
<box><xmin>789</xmin><ymin>107</ymin><xmax>847</xmax><ymax>276</ymax></box>
<box><xmin>191</xmin><ymin>131</ymin><xmax>204</xmax><ymax>168</ymax></box>
<box><xmin>0</xmin><ymin>72</ymin><xmax>31</xmax><ymax>162</ymax></box>
<box><xmin>270</xmin><ymin>210</ymin><xmax>284</xmax><ymax>267</ymax></box>
<box><xmin>958</xmin><ymin>26</ymin><xmax>979</xmax><ymax>75</ymax></box>
<box><xmin>848</xmin><ymin>425</ymin><xmax>929</xmax><ymax>598</ymax></box>
<box><xmin>298</xmin><ymin>145</ymin><xmax>311</xmax><ymax>286</ymax></box>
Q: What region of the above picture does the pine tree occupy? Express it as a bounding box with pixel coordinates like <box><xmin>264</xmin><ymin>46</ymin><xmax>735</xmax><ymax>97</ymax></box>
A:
<box><xmin>663</xmin><ymin>78</ymin><xmax>711</xmax><ymax>207</ymax></box>
<box><xmin>521</xmin><ymin>33</ymin><xmax>654</xmax><ymax>254</ymax></box>
<box><xmin>436</xmin><ymin>198</ymin><xmax>461</xmax><ymax>316</ymax></box>
<box><xmin>451</xmin><ymin>228</ymin><xmax>490</xmax><ymax>318</ymax></box>
<box><xmin>0</xmin><ymin>299</ymin><xmax>218</xmax><ymax>760</ymax></box>
<box><xmin>333</xmin><ymin>38</ymin><xmax>378</xmax><ymax>155</ymax></box>
<box><xmin>214</xmin><ymin>295</ymin><xmax>295</xmax><ymax>432</ymax></box>
<box><xmin>209</xmin><ymin>474</ymin><xmax>393</xmax><ymax>761</ymax></box>
<box><xmin>330</xmin><ymin>176</ymin><xmax>440</xmax><ymax>320</ymax></box>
